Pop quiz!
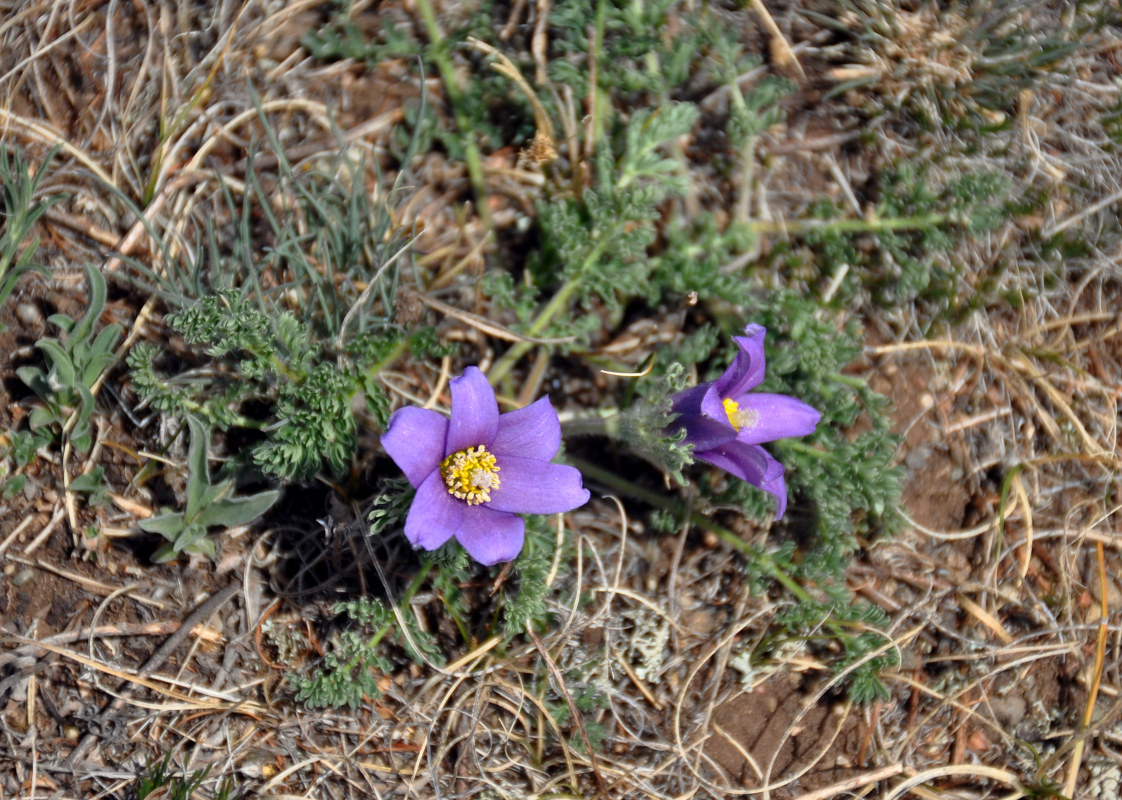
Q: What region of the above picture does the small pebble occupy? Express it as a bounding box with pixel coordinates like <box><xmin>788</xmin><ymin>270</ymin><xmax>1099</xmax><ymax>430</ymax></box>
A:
<box><xmin>15</xmin><ymin>303</ymin><xmax>43</xmax><ymax>327</ymax></box>
<box><xmin>13</xmin><ymin>569</ymin><xmax>35</xmax><ymax>587</ymax></box>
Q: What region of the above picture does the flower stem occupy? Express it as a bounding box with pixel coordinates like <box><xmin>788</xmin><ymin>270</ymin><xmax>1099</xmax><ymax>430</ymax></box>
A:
<box><xmin>830</xmin><ymin>372</ymin><xmax>868</xmax><ymax>389</ymax></box>
<box><xmin>563</xmin><ymin>455</ymin><xmax>811</xmax><ymax>602</ymax></box>
<box><xmin>488</xmin><ymin>228</ymin><xmax>616</xmax><ymax>385</ymax></box>
<box><xmin>413</xmin><ymin>0</ymin><xmax>493</xmax><ymax>232</ymax></box>
<box><xmin>783</xmin><ymin>440</ymin><xmax>828</xmax><ymax>460</ymax></box>
<box><xmin>369</xmin><ymin>559</ymin><xmax>433</xmax><ymax>651</ymax></box>
<box><xmin>559</xmin><ymin>410</ymin><xmax>621</xmax><ymax>439</ymax></box>
<box><xmin>565</xmin><ymin>457</ymin><xmax>879</xmax><ymax>663</ymax></box>
<box><xmin>748</xmin><ymin>213</ymin><xmax>947</xmax><ymax>236</ymax></box>
<box><xmin>364</xmin><ymin>336</ymin><xmax>411</xmax><ymax>382</ymax></box>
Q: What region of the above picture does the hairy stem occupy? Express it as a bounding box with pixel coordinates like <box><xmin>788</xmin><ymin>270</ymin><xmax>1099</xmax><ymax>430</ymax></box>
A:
<box><xmin>559</xmin><ymin>410</ymin><xmax>621</xmax><ymax>439</ymax></box>
<box><xmin>488</xmin><ymin>228</ymin><xmax>616</xmax><ymax>384</ymax></box>
<box><xmin>414</xmin><ymin>0</ymin><xmax>493</xmax><ymax>232</ymax></box>
<box><xmin>563</xmin><ymin>454</ymin><xmax>811</xmax><ymax>602</ymax></box>
<box><xmin>369</xmin><ymin>560</ymin><xmax>433</xmax><ymax>651</ymax></box>
<box><xmin>749</xmin><ymin>213</ymin><xmax>947</xmax><ymax>236</ymax></box>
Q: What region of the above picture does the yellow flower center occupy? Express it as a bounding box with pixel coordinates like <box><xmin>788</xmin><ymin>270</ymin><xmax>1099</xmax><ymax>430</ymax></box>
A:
<box><xmin>723</xmin><ymin>398</ymin><xmax>759</xmax><ymax>432</ymax></box>
<box><xmin>440</xmin><ymin>445</ymin><xmax>501</xmax><ymax>505</ymax></box>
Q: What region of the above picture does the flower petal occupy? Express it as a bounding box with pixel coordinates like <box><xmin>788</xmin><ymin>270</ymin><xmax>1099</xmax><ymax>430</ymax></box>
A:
<box><xmin>491</xmin><ymin>396</ymin><xmax>561</xmax><ymax>461</ymax></box>
<box><xmin>446</xmin><ymin>366</ymin><xmax>499</xmax><ymax>454</ymax></box>
<box><xmin>404</xmin><ymin>471</ymin><xmax>462</xmax><ymax>550</ymax></box>
<box><xmin>696</xmin><ymin>440</ymin><xmax>789</xmax><ymax>517</ymax></box>
<box><xmin>381</xmin><ymin>406</ymin><xmax>448</xmax><ymax>487</ymax></box>
<box><xmin>715</xmin><ymin>324</ymin><xmax>767</xmax><ymax>398</ymax></box>
<box><xmin>485</xmin><ymin>456</ymin><xmax>590</xmax><ymax>514</ymax></box>
<box><xmin>457</xmin><ymin>505</ymin><xmax>525</xmax><ymax>565</ymax></box>
<box><xmin>731</xmin><ymin>393</ymin><xmax>821</xmax><ymax>445</ymax></box>
<box><xmin>673</xmin><ymin>384</ymin><xmax>737</xmax><ymax>451</ymax></box>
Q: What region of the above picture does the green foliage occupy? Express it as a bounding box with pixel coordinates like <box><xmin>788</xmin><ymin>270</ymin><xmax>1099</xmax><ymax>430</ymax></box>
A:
<box><xmin>16</xmin><ymin>265</ymin><xmax>122</xmax><ymax>451</ymax></box>
<box><xmin>292</xmin><ymin>626</ymin><xmax>392</xmax><ymax>709</ymax></box>
<box><xmin>1</xmin><ymin>474</ymin><xmax>27</xmax><ymax>499</ymax></box>
<box><xmin>2</xmin><ymin>429</ymin><xmax>50</xmax><ymax>467</ymax></box>
<box><xmin>138</xmin><ymin>417</ymin><xmax>279</xmax><ymax>563</ymax></box>
<box><xmin>301</xmin><ymin>11</ymin><xmax>420</xmax><ymax>65</ymax></box>
<box><xmin>296</xmin><ymin>498</ymin><xmax>575</xmax><ymax>709</ymax></box>
<box><xmin>137</xmin><ymin>751</ymin><xmax>236</xmax><ymax>800</ymax></box>
<box><xmin>292</xmin><ymin>594</ymin><xmax>445</xmax><ymax>709</ymax></box>
<box><xmin>301</xmin><ymin>1</ymin><xmax>527</xmax><ymax>157</ymax></box>
<box><xmin>651</xmin><ymin>160</ymin><xmax>1012</xmax><ymax>334</ymax></box>
<box><xmin>549</xmin><ymin>0</ymin><xmax>774</xmax><ymax>110</ymax></box>
<box><xmin>772</xmin><ymin>599</ymin><xmax>897</xmax><ymax>704</ymax></box>
<box><xmin>252</xmin><ymin>363</ymin><xmax>362</xmax><ymax>480</ymax></box>
<box><xmin>870</xmin><ymin>165</ymin><xmax>1006</xmax><ymax>306</ymax></box>
<box><xmin>769</xmin><ymin>165</ymin><xmax>1011</xmax><ymax>315</ymax></box>
<box><xmin>126</xmin><ymin>133</ymin><xmax>436</xmax><ymax>481</ymax></box>
<box><xmin>647</xmin><ymin>215</ymin><xmax>759</xmax><ymax>307</ymax></box>
<box><xmin>366</xmin><ymin>478</ymin><xmax>414</xmax><ymax>539</ymax></box>
<box><xmin>293</xmin><ymin>502</ymin><xmax>456</xmax><ymax>710</ymax></box>
<box><xmin>128</xmin><ymin>306</ymin><xmax>436</xmax><ymax>480</ymax></box>
<box><xmin>70</xmin><ymin>466</ymin><xmax>110</xmax><ymax>508</ymax></box>
<box><xmin>549</xmin><ymin>103</ymin><xmax>697</xmax><ymax>311</ymax></box>
<box><xmin>501</xmin><ymin>102</ymin><xmax>698</xmax><ymax>349</ymax></box>
<box><xmin>0</xmin><ymin>147</ymin><xmax>61</xmax><ymax>327</ymax></box>
<box><xmin>538</xmin><ymin>678</ymin><xmax>609</xmax><ymax>754</ymax></box>
<box><xmin>500</xmin><ymin>514</ymin><xmax>557</xmax><ymax>637</ymax></box>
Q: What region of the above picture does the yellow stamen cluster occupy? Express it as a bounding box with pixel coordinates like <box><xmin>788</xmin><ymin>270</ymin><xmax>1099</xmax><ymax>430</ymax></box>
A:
<box><xmin>722</xmin><ymin>398</ymin><xmax>759</xmax><ymax>433</ymax></box>
<box><xmin>440</xmin><ymin>445</ymin><xmax>501</xmax><ymax>505</ymax></box>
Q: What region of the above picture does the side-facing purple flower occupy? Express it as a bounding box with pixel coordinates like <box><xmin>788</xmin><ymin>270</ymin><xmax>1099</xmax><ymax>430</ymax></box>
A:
<box><xmin>672</xmin><ymin>324</ymin><xmax>820</xmax><ymax>517</ymax></box>
<box><xmin>381</xmin><ymin>366</ymin><xmax>590</xmax><ymax>565</ymax></box>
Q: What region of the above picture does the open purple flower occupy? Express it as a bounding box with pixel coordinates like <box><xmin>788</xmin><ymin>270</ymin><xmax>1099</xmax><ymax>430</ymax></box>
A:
<box><xmin>381</xmin><ymin>366</ymin><xmax>590</xmax><ymax>565</ymax></box>
<box><xmin>672</xmin><ymin>324</ymin><xmax>820</xmax><ymax>517</ymax></box>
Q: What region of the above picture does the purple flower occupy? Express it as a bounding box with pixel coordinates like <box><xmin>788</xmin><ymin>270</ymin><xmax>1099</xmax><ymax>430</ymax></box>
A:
<box><xmin>381</xmin><ymin>366</ymin><xmax>590</xmax><ymax>565</ymax></box>
<box><xmin>672</xmin><ymin>325</ymin><xmax>820</xmax><ymax>517</ymax></box>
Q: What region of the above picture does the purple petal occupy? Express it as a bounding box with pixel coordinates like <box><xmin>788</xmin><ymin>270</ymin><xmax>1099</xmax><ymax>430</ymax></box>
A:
<box><xmin>696</xmin><ymin>440</ymin><xmax>789</xmax><ymax>517</ymax></box>
<box><xmin>457</xmin><ymin>505</ymin><xmax>525</xmax><ymax>565</ymax></box>
<box><xmin>672</xmin><ymin>384</ymin><xmax>737</xmax><ymax>451</ymax></box>
<box><xmin>484</xmin><ymin>456</ymin><xmax>590</xmax><ymax>514</ymax></box>
<box><xmin>445</xmin><ymin>366</ymin><xmax>499</xmax><ymax>454</ymax></box>
<box><xmin>714</xmin><ymin>324</ymin><xmax>767</xmax><ymax>399</ymax></box>
<box><xmin>381</xmin><ymin>406</ymin><xmax>447</xmax><ymax>487</ymax></box>
<box><xmin>404</xmin><ymin>471</ymin><xmax>462</xmax><ymax>550</ymax></box>
<box><xmin>671</xmin><ymin>383</ymin><xmax>708</xmax><ymax>417</ymax></box>
<box><xmin>731</xmin><ymin>393</ymin><xmax>821</xmax><ymax>445</ymax></box>
<box><xmin>491</xmin><ymin>396</ymin><xmax>561</xmax><ymax>461</ymax></box>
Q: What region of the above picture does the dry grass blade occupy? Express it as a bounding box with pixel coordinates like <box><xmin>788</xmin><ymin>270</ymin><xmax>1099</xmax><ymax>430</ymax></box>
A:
<box><xmin>63</xmin><ymin>582</ymin><xmax>242</xmax><ymax>767</ymax></box>
<box><xmin>421</xmin><ymin>293</ymin><xmax>578</xmax><ymax>345</ymax></box>
<box><xmin>1062</xmin><ymin>539</ymin><xmax>1110</xmax><ymax>799</ymax></box>
<box><xmin>884</xmin><ymin>764</ymin><xmax>1027</xmax><ymax>800</ymax></box>
<box><xmin>748</xmin><ymin>0</ymin><xmax>806</xmax><ymax>81</ymax></box>
<box><xmin>526</xmin><ymin>624</ymin><xmax>611</xmax><ymax>799</ymax></box>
